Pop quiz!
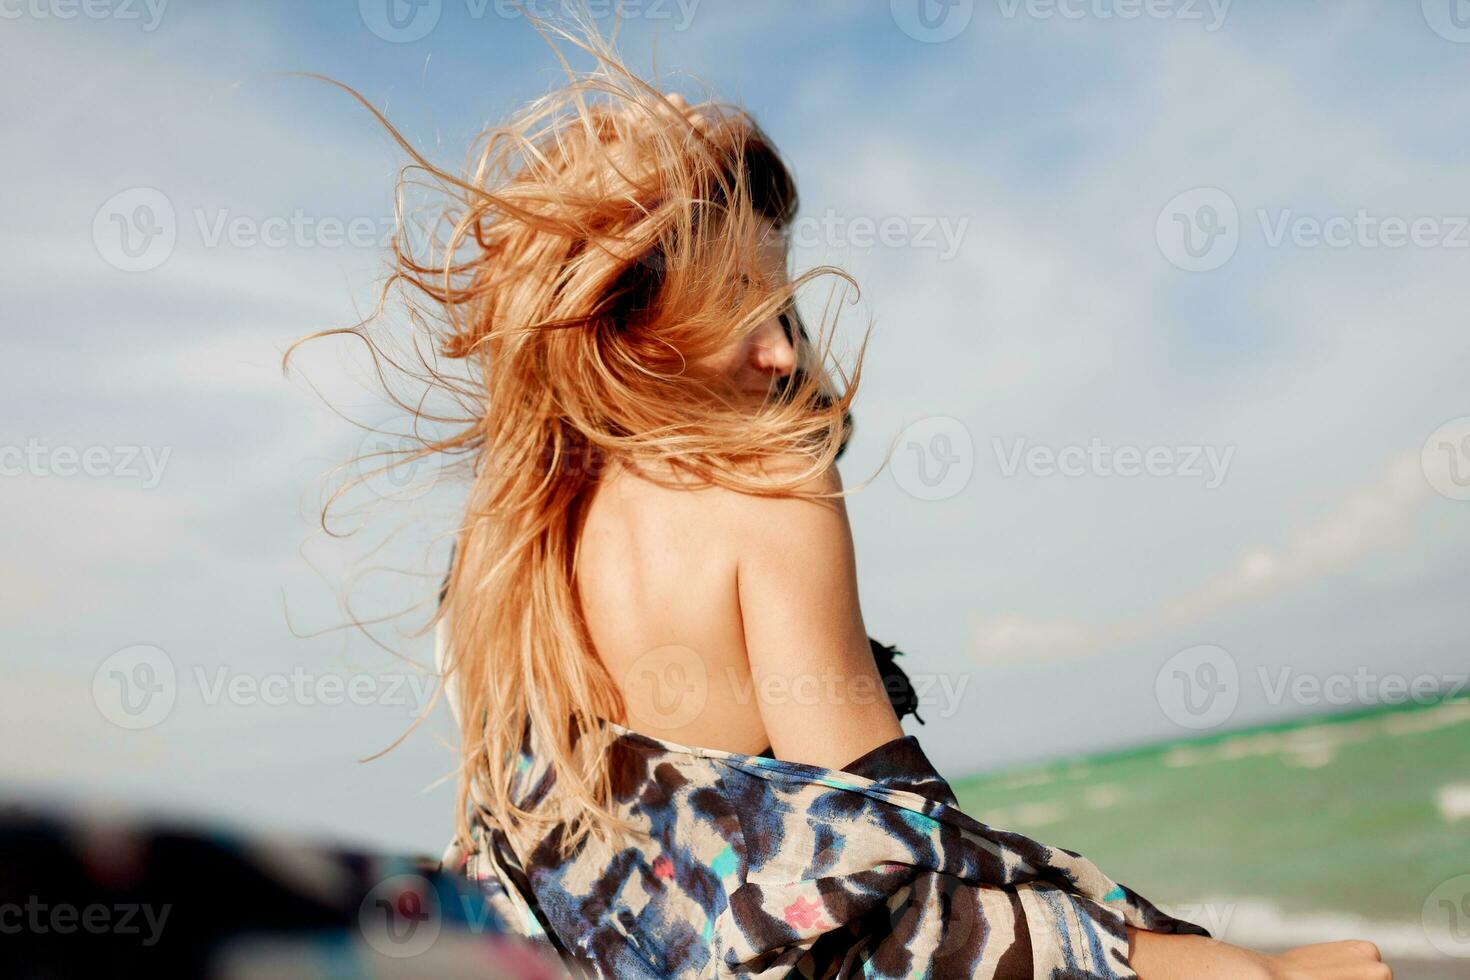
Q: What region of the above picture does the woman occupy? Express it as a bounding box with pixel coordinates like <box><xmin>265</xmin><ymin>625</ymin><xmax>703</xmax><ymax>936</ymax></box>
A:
<box><xmin>329</xmin><ymin>23</ymin><xmax>1389</xmax><ymax>980</ymax></box>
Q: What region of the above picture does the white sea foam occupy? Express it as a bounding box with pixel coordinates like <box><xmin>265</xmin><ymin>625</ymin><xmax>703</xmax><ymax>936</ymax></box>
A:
<box><xmin>1436</xmin><ymin>783</ymin><xmax>1470</xmax><ymax>823</ymax></box>
<box><xmin>1082</xmin><ymin>783</ymin><xmax>1125</xmax><ymax>810</ymax></box>
<box><xmin>978</xmin><ymin>800</ymin><xmax>1068</xmax><ymax>829</ymax></box>
<box><xmin>1381</xmin><ymin>698</ymin><xmax>1470</xmax><ymax>737</ymax></box>
<box><xmin>1175</xmin><ymin>896</ymin><xmax>1443</xmax><ymax>959</ymax></box>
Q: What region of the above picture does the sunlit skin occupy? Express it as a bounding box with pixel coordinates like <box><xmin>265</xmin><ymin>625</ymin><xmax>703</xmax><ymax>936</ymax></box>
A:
<box><xmin>573</xmin><ymin>94</ymin><xmax>1392</xmax><ymax>980</ymax></box>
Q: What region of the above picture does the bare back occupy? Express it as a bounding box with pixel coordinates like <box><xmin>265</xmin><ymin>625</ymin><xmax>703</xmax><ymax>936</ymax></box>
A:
<box><xmin>576</xmin><ymin>463</ymin><xmax>770</xmax><ymax>754</ymax></box>
<box><xmin>575</xmin><ymin>460</ymin><xmax>904</xmax><ymax>768</ymax></box>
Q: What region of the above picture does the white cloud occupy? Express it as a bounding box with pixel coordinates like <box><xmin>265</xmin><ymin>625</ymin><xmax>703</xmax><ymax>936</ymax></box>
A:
<box><xmin>971</xmin><ymin>451</ymin><xmax>1432</xmax><ymax>662</ymax></box>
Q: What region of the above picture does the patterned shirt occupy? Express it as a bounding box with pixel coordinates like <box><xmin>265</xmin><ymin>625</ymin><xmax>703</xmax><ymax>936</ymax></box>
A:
<box><xmin>444</xmin><ymin>723</ymin><xmax>1206</xmax><ymax>978</ymax></box>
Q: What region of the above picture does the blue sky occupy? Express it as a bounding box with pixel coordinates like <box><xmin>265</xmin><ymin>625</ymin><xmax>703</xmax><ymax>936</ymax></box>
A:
<box><xmin>3</xmin><ymin>1</ymin><xmax>1468</xmax><ymax>854</ymax></box>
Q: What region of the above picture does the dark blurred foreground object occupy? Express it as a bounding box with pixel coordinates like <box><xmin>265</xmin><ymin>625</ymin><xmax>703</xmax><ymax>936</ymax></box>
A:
<box><xmin>0</xmin><ymin>806</ymin><xmax>566</xmax><ymax>979</ymax></box>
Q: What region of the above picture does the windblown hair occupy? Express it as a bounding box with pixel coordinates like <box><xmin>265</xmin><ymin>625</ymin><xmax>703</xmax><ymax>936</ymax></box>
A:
<box><xmin>294</xmin><ymin>22</ymin><xmax>864</xmax><ymax>857</ymax></box>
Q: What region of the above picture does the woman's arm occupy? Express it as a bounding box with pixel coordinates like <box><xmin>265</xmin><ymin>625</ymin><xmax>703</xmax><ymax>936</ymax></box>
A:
<box><xmin>1128</xmin><ymin>928</ymin><xmax>1391</xmax><ymax>980</ymax></box>
<box><xmin>733</xmin><ymin>464</ymin><xmax>904</xmax><ymax>768</ymax></box>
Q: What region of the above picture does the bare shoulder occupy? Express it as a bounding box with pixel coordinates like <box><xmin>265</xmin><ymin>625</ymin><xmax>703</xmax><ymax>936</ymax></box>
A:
<box><xmin>722</xmin><ymin>454</ymin><xmax>901</xmax><ymax>767</ymax></box>
<box><xmin>605</xmin><ymin>453</ymin><xmax>849</xmax><ymax>541</ymax></box>
<box><xmin>725</xmin><ymin>455</ymin><xmax>858</xmax><ymax>621</ymax></box>
<box><xmin>714</xmin><ymin>454</ymin><xmax>852</xmax><ymax>548</ymax></box>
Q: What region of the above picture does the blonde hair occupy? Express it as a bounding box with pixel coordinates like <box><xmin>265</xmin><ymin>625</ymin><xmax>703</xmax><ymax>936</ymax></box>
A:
<box><xmin>293</xmin><ymin>19</ymin><xmax>864</xmax><ymax>857</ymax></box>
